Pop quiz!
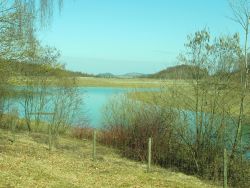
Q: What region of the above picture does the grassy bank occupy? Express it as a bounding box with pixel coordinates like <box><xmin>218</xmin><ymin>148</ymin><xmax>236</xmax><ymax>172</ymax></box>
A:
<box><xmin>75</xmin><ymin>77</ymin><xmax>164</xmax><ymax>88</ymax></box>
<box><xmin>9</xmin><ymin>76</ymin><xmax>164</xmax><ymax>88</ymax></box>
<box><xmin>128</xmin><ymin>83</ymin><xmax>250</xmax><ymax>118</ymax></box>
<box><xmin>0</xmin><ymin>129</ymin><xmax>220</xmax><ymax>188</ymax></box>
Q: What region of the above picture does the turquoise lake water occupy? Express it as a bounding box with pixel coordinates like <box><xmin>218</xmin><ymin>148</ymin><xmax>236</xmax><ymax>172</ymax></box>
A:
<box><xmin>10</xmin><ymin>87</ymin><xmax>149</xmax><ymax>127</ymax></box>
<box><xmin>5</xmin><ymin>86</ymin><xmax>250</xmax><ymax>158</ymax></box>
<box><xmin>79</xmin><ymin>87</ymin><xmax>134</xmax><ymax>128</ymax></box>
<box><xmin>82</xmin><ymin>87</ymin><xmax>249</xmax><ymax>159</ymax></box>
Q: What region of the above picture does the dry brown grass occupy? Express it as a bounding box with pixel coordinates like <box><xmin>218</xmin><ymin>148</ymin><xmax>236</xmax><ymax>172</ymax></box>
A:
<box><xmin>9</xmin><ymin>76</ymin><xmax>163</xmax><ymax>88</ymax></box>
<box><xmin>76</xmin><ymin>77</ymin><xmax>163</xmax><ymax>88</ymax></box>
<box><xmin>0</xmin><ymin>129</ymin><xmax>221</xmax><ymax>188</ymax></box>
<box><xmin>129</xmin><ymin>82</ymin><xmax>250</xmax><ymax>117</ymax></box>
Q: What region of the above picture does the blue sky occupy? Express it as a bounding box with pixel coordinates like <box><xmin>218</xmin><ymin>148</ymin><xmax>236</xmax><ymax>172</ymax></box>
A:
<box><xmin>39</xmin><ymin>0</ymin><xmax>243</xmax><ymax>74</ymax></box>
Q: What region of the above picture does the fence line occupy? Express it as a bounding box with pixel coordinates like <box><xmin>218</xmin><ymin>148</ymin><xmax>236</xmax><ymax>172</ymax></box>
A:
<box><xmin>91</xmin><ymin>131</ymin><xmax>237</xmax><ymax>187</ymax></box>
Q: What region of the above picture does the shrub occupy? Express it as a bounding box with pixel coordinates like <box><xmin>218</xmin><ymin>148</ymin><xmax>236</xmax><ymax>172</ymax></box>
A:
<box><xmin>71</xmin><ymin>126</ymin><xmax>94</xmax><ymax>140</ymax></box>
<box><xmin>100</xmin><ymin>94</ymin><xmax>250</xmax><ymax>187</ymax></box>
<box><xmin>100</xmin><ymin>95</ymin><xmax>178</xmax><ymax>162</ymax></box>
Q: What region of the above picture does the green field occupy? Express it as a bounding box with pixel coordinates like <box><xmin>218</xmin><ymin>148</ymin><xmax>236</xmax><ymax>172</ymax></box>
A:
<box><xmin>128</xmin><ymin>82</ymin><xmax>250</xmax><ymax>118</ymax></box>
<box><xmin>9</xmin><ymin>76</ymin><xmax>165</xmax><ymax>88</ymax></box>
<box><xmin>0</xmin><ymin>129</ymin><xmax>220</xmax><ymax>188</ymax></box>
<box><xmin>75</xmin><ymin>77</ymin><xmax>164</xmax><ymax>88</ymax></box>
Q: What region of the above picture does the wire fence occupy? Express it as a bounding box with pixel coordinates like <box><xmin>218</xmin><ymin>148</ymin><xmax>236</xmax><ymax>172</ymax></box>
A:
<box><xmin>86</xmin><ymin>129</ymin><xmax>250</xmax><ymax>188</ymax></box>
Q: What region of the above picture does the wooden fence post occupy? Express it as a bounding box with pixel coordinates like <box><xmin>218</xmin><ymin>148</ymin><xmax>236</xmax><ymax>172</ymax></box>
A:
<box><xmin>224</xmin><ymin>148</ymin><xmax>227</xmax><ymax>188</ymax></box>
<box><xmin>48</xmin><ymin>124</ymin><xmax>52</xmax><ymax>151</ymax></box>
<box><xmin>147</xmin><ymin>137</ymin><xmax>152</xmax><ymax>172</ymax></box>
<box><xmin>93</xmin><ymin>130</ymin><xmax>96</xmax><ymax>161</ymax></box>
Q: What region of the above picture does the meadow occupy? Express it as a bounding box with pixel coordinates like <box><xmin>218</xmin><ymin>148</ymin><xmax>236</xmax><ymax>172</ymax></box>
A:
<box><xmin>0</xmin><ymin>129</ymin><xmax>220</xmax><ymax>188</ymax></box>
<box><xmin>1</xmin><ymin>1</ymin><xmax>250</xmax><ymax>187</ymax></box>
<box><xmin>2</xmin><ymin>76</ymin><xmax>249</xmax><ymax>187</ymax></box>
<box><xmin>8</xmin><ymin>76</ymin><xmax>163</xmax><ymax>88</ymax></box>
<box><xmin>128</xmin><ymin>81</ymin><xmax>250</xmax><ymax>117</ymax></box>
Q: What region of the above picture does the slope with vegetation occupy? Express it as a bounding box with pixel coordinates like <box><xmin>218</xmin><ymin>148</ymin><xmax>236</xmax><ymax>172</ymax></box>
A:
<box><xmin>0</xmin><ymin>129</ymin><xmax>220</xmax><ymax>188</ymax></box>
<box><xmin>0</xmin><ymin>0</ymin><xmax>250</xmax><ymax>187</ymax></box>
<box><xmin>101</xmin><ymin>29</ymin><xmax>250</xmax><ymax>188</ymax></box>
<box><xmin>148</xmin><ymin>64</ymin><xmax>208</xmax><ymax>80</ymax></box>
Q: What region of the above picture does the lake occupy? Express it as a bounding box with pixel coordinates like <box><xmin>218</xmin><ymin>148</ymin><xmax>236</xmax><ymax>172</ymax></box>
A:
<box><xmin>8</xmin><ymin>86</ymin><xmax>151</xmax><ymax>128</ymax></box>
<box><xmin>5</xmin><ymin>86</ymin><xmax>250</xmax><ymax>158</ymax></box>
<box><xmin>79</xmin><ymin>87</ymin><xmax>135</xmax><ymax>128</ymax></box>
<box><xmin>83</xmin><ymin>87</ymin><xmax>249</xmax><ymax>159</ymax></box>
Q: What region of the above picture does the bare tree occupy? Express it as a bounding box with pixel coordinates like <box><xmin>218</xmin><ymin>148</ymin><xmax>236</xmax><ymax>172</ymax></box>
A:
<box><xmin>177</xmin><ymin>29</ymin><xmax>243</xmax><ymax>179</ymax></box>
<box><xmin>228</xmin><ymin>0</ymin><xmax>250</xmax><ymax>159</ymax></box>
<box><xmin>0</xmin><ymin>0</ymin><xmax>63</xmax><ymax>121</ymax></box>
<box><xmin>0</xmin><ymin>0</ymin><xmax>63</xmax><ymax>61</ymax></box>
<box><xmin>47</xmin><ymin>79</ymin><xmax>82</xmax><ymax>150</ymax></box>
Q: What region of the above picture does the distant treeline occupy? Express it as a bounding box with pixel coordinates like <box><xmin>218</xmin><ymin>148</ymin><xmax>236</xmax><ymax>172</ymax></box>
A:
<box><xmin>1</xmin><ymin>59</ymin><xmax>94</xmax><ymax>77</ymax></box>
<box><xmin>146</xmin><ymin>64</ymin><xmax>208</xmax><ymax>79</ymax></box>
<box><xmin>2</xmin><ymin>58</ymin><xmax>247</xmax><ymax>80</ymax></box>
<box><xmin>145</xmin><ymin>64</ymin><xmax>246</xmax><ymax>80</ymax></box>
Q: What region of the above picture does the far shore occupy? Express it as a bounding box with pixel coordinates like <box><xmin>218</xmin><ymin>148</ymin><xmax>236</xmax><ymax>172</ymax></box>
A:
<box><xmin>9</xmin><ymin>76</ymin><xmax>190</xmax><ymax>88</ymax></box>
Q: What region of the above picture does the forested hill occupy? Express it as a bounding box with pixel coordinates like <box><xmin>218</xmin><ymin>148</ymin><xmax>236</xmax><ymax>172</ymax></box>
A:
<box><xmin>147</xmin><ymin>64</ymin><xmax>208</xmax><ymax>79</ymax></box>
<box><xmin>1</xmin><ymin>59</ymin><xmax>93</xmax><ymax>77</ymax></box>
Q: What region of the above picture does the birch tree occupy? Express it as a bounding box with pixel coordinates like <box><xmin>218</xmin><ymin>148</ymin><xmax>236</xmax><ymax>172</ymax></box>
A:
<box><xmin>228</xmin><ymin>0</ymin><xmax>250</xmax><ymax>159</ymax></box>
<box><xmin>0</xmin><ymin>0</ymin><xmax>63</xmax><ymax>120</ymax></box>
